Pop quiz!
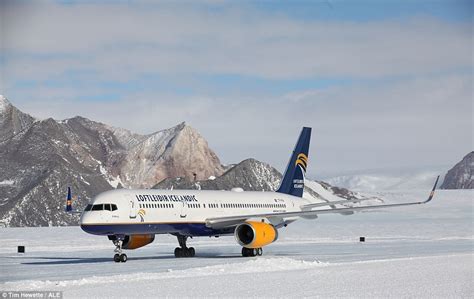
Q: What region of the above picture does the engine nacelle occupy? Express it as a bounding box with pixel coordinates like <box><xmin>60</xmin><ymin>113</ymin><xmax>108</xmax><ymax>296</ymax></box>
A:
<box><xmin>122</xmin><ymin>234</ymin><xmax>155</xmax><ymax>250</ymax></box>
<box><xmin>234</xmin><ymin>221</ymin><xmax>278</xmax><ymax>248</ymax></box>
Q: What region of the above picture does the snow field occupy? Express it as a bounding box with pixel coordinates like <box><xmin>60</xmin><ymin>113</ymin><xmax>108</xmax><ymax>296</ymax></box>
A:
<box><xmin>0</xmin><ymin>190</ymin><xmax>472</xmax><ymax>298</ymax></box>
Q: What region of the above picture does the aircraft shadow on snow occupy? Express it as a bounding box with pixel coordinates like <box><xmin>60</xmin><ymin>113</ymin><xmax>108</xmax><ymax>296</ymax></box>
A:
<box><xmin>19</xmin><ymin>253</ymin><xmax>248</xmax><ymax>265</ymax></box>
<box><xmin>16</xmin><ymin>251</ymin><xmax>309</xmax><ymax>265</ymax></box>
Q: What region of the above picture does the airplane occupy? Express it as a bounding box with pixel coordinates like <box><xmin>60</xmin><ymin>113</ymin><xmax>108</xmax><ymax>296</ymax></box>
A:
<box><xmin>69</xmin><ymin>127</ymin><xmax>439</xmax><ymax>262</ymax></box>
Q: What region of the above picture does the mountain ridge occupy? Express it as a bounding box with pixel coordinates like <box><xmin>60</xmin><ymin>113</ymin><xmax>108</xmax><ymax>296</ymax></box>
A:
<box><xmin>0</xmin><ymin>97</ymin><xmax>224</xmax><ymax>226</ymax></box>
<box><xmin>440</xmin><ymin>152</ymin><xmax>473</xmax><ymax>189</ymax></box>
<box><xmin>1</xmin><ymin>96</ymin><xmax>377</xmax><ymax>227</ymax></box>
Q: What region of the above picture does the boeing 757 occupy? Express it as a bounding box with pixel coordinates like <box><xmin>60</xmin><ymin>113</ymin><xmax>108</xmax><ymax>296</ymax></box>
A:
<box><xmin>68</xmin><ymin>127</ymin><xmax>439</xmax><ymax>262</ymax></box>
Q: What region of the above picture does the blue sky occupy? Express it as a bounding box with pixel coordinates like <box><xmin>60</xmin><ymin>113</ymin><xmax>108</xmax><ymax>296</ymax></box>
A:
<box><xmin>1</xmin><ymin>0</ymin><xmax>472</xmax><ymax>176</ymax></box>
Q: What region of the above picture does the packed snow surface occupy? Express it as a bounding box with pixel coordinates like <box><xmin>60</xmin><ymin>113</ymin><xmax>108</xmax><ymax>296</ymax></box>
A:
<box><xmin>0</xmin><ymin>190</ymin><xmax>472</xmax><ymax>298</ymax></box>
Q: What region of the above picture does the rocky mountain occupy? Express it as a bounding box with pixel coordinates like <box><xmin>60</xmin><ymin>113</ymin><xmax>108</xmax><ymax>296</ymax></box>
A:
<box><xmin>154</xmin><ymin>158</ymin><xmax>282</xmax><ymax>192</ymax></box>
<box><xmin>0</xmin><ymin>96</ymin><xmax>223</xmax><ymax>227</ymax></box>
<box><xmin>0</xmin><ymin>95</ymin><xmax>36</xmax><ymax>142</ymax></box>
<box><xmin>440</xmin><ymin>152</ymin><xmax>473</xmax><ymax>189</ymax></box>
<box><xmin>154</xmin><ymin>158</ymin><xmax>375</xmax><ymax>204</ymax></box>
<box><xmin>0</xmin><ymin>96</ymin><xmax>374</xmax><ymax>227</ymax></box>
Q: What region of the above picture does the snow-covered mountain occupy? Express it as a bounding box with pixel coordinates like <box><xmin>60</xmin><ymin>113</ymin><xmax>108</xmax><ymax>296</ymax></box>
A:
<box><xmin>155</xmin><ymin>158</ymin><xmax>377</xmax><ymax>205</ymax></box>
<box><xmin>0</xmin><ymin>96</ymin><xmax>374</xmax><ymax>227</ymax></box>
<box><xmin>324</xmin><ymin>168</ymin><xmax>444</xmax><ymax>192</ymax></box>
<box><xmin>440</xmin><ymin>152</ymin><xmax>473</xmax><ymax>189</ymax></box>
<box><xmin>0</xmin><ymin>97</ymin><xmax>223</xmax><ymax>227</ymax></box>
<box><xmin>0</xmin><ymin>95</ymin><xmax>36</xmax><ymax>142</ymax></box>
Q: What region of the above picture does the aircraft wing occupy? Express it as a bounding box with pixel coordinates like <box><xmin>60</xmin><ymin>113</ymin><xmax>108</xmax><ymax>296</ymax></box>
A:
<box><xmin>300</xmin><ymin>198</ymin><xmax>372</xmax><ymax>209</ymax></box>
<box><xmin>205</xmin><ymin>176</ymin><xmax>439</xmax><ymax>229</ymax></box>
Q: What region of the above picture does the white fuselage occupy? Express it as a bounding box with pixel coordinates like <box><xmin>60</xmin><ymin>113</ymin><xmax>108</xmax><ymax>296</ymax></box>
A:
<box><xmin>80</xmin><ymin>189</ymin><xmax>310</xmax><ymax>237</ymax></box>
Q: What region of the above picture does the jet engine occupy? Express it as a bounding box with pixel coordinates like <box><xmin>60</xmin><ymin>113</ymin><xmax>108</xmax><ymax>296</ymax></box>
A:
<box><xmin>122</xmin><ymin>234</ymin><xmax>155</xmax><ymax>249</ymax></box>
<box><xmin>234</xmin><ymin>221</ymin><xmax>278</xmax><ymax>248</ymax></box>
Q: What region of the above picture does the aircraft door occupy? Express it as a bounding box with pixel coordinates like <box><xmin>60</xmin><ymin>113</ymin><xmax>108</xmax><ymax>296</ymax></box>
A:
<box><xmin>179</xmin><ymin>201</ymin><xmax>188</xmax><ymax>218</ymax></box>
<box><xmin>126</xmin><ymin>194</ymin><xmax>138</xmax><ymax>218</ymax></box>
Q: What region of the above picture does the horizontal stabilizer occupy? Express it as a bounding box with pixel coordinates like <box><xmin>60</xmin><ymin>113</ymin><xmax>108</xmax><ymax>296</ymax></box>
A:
<box><xmin>65</xmin><ymin>187</ymin><xmax>82</xmax><ymax>214</ymax></box>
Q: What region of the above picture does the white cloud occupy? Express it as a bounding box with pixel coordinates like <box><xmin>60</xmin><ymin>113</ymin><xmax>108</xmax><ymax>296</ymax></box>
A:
<box><xmin>1</xmin><ymin>1</ymin><xmax>472</xmax><ymax>175</ymax></box>
<box><xmin>1</xmin><ymin>1</ymin><xmax>471</xmax><ymax>81</ymax></box>
<box><xmin>11</xmin><ymin>73</ymin><xmax>472</xmax><ymax>175</ymax></box>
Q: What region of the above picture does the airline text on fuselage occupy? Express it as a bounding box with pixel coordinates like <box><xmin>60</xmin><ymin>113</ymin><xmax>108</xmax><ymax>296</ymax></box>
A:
<box><xmin>135</xmin><ymin>194</ymin><xmax>198</xmax><ymax>203</ymax></box>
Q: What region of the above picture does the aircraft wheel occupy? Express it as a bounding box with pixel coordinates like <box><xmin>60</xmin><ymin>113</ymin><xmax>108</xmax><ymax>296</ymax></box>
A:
<box><xmin>242</xmin><ymin>247</ymin><xmax>256</xmax><ymax>257</ymax></box>
<box><xmin>189</xmin><ymin>247</ymin><xmax>195</xmax><ymax>257</ymax></box>
<box><xmin>120</xmin><ymin>254</ymin><xmax>128</xmax><ymax>263</ymax></box>
<box><xmin>257</xmin><ymin>248</ymin><xmax>263</xmax><ymax>256</ymax></box>
<box><xmin>113</xmin><ymin>253</ymin><xmax>121</xmax><ymax>263</ymax></box>
<box><xmin>174</xmin><ymin>247</ymin><xmax>182</xmax><ymax>258</ymax></box>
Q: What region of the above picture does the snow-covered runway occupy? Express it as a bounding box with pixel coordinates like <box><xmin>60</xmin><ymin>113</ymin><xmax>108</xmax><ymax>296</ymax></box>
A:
<box><xmin>1</xmin><ymin>190</ymin><xmax>472</xmax><ymax>298</ymax></box>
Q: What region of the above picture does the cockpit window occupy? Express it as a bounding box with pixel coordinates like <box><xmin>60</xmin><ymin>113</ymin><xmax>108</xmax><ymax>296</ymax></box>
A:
<box><xmin>88</xmin><ymin>203</ymin><xmax>118</xmax><ymax>211</ymax></box>
<box><xmin>91</xmin><ymin>204</ymin><xmax>103</xmax><ymax>211</ymax></box>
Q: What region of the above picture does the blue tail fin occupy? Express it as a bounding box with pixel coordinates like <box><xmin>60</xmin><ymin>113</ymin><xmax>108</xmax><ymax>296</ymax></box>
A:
<box><xmin>65</xmin><ymin>187</ymin><xmax>73</xmax><ymax>212</ymax></box>
<box><xmin>276</xmin><ymin>127</ymin><xmax>312</xmax><ymax>197</ymax></box>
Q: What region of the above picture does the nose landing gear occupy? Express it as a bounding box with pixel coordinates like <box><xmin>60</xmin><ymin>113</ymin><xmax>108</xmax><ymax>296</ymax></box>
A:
<box><xmin>174</xmin><ymin>235</ymin><xmax>195</xmax><ymax>258</ymax></box>
<box><xmin>113</xmin><ymin>239</ymin><xmax>128</xmax><ymax>263</ymax></box>
<box><xmin>242</xmin><ymin>247</ymin><xmax>263</xmax><ymax>257</ymax></box>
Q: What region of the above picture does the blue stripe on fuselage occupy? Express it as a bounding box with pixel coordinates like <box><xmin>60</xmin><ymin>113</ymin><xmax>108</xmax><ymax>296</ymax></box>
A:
<box><xmin>80</xmin><ymin>222</ymin><xmax>233</xmax><ymax>236</ymax></box>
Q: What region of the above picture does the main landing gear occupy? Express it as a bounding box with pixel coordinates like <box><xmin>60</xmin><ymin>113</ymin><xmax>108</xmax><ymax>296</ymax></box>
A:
<box><xmin>113</xmin><ymin>239</ymin><xmax>128</xmax><ymax>263</ymax></box>
<box><xmin>174</xmin><ymin>235</ymin><xmax>195</xmax><ymax>258</ymax></box>
<box><xmin>242</xmin><ymin>247</ymin><xmax>263</xmax><ymax>257</ymax></box>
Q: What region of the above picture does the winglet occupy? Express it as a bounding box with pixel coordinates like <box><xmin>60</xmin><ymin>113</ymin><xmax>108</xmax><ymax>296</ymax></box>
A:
<box><xmin>424</xmin><ymin>175</ymin><xmax>440</xmax><ymax>204</ymax></box>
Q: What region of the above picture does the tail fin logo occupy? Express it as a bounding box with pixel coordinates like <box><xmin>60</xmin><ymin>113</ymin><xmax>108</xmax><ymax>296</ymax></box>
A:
<box><xmin>138</xmin><ymin>209</ymin><xmax>146</xmax><ymax>222</ymax></box>
<box><xmin>295</xmin><ymin>153</ymin><xmax>308</xmax><ymax>173</ymax></box>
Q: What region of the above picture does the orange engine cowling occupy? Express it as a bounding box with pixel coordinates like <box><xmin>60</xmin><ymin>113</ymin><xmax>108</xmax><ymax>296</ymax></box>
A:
<box><xmin>122</xmin><ymin>234</ymin><xmax>155</xmax><ymax>250</ymax></box>
<box><xmin>234</xmin><ymin>221</ymin><xmax>278</xmax><ymax>248</ymax></box>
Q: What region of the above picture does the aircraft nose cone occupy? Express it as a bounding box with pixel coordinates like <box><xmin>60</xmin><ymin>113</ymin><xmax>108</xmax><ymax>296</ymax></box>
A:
<box><xmin>79</xmin><ymin>213</ymin><xmax>95</xmax><ymax>233</ymax></box>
